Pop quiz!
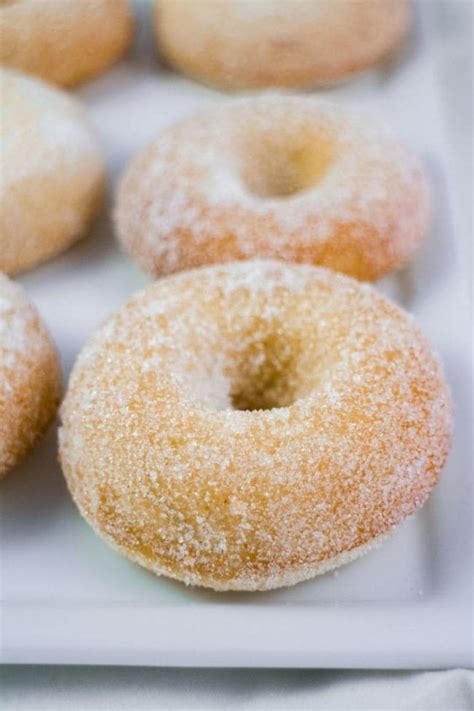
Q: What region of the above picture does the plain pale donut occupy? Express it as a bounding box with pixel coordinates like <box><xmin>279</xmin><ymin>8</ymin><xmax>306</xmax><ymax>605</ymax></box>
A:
<box><xmin>0</xmin><ymin>0</ymin><xmax>133</xmax><ymax>87</ymax></box>
<box><xmin>154</xmin><ymin>0</ymin><xmax>410</xmax><ymax>90</ymax></box>
<box><xmin>0</xmin><ymin>69</ymin><xmax>105</xmax><ymax>275</ymax></box>
<box><xmin>115</xmin><ymin>95</ymin><xmax>430</xmax><ymax>281</ymax></box>
<box><xmin>0</xmin><ymin>274</ymin><xmax>61</xmax><ymax>478</ymax></box>
<box><xmin>59</xmin><ymin>260</ymin><xmax>452</xmax><ymax>591</ymax></box>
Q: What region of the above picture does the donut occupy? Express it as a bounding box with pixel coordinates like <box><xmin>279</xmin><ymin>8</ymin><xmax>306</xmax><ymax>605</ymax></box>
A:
<box><xmin>154</xmin><ymin>0</ymin><xmax>410</xmax><ymax>90</ymax></box>
<box><xmin>59</xmin><ymin>260</ymin><xmax>452</xmax><ymax>591</ymax></box>
<box><xmin>0</xmin><ymin>274</ymin><xmax>61</xmax><ymax>478</ymax></box>
<box><xmin>0</xmin><ymin>69</ymin><xmax>105</xmax><ymax>275</ymax></box>
<box><xmin>115</xmin><ymin>95</ymin><xmax>430</xmax><ymax>282</ymax></box>
<box><xmin>0</xmin><ymin>0</ymin><xmax>133</xmax><ymax>87</ymax></box>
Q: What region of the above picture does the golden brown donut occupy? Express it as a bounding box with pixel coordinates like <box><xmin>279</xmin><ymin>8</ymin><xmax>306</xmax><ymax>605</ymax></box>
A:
<box><xmin>0</xmin><ymin>273</ymin><xmax>61</xmax><ymax>478</ymax></box>
<box><xmin>154</xmin><ymin>0</ymin><xmax>410</xmax><ymax>90</ymax></box>
<box><xmin>0</xmin><ymin>0</ymin><xmax>133</xmax><ymax>87</ymax></box>
<box><xmin>0</xmin><ymin>69</ymin><xmax>105</xmax><ymax>275</ymax></box>
<box><xmin>115</xmin><ymin>95</ymin><xmax>430</xmax><ymax>281</ymax></box>
<box><xmin>59</xmin><ymin>260</ymin><xmax>452</xmax><ymax>591</ymax></box>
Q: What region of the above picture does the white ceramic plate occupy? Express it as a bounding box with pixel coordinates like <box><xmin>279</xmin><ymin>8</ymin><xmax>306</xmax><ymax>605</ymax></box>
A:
<box><xmin>0</xmin><ymin>3</ymin><xmax>472</xmax><ymax>668</ymax></box>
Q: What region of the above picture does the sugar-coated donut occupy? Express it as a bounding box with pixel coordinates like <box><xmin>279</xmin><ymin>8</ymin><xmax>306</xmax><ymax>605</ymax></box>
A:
<box><xmin>0</xmin><ymin>274</ymin><xmax>61</xmax><ymax>478</ymax></box>
<box><xmin>115</xmin><ymin>96</ymin><xmax>430</xmax><ymax>281</ymax></box>
<box><xmin>154</xmin><ymin>0</ymin><xmax>410</xmax><ymax>90</ymax></box>
<box><xmin>0</xmin><ymin>69</ymin><xmax>105</xmax><ymax>275</ymax></box>
<box><xmin>0</xmin><ymin>0</ymin><xmax>133</xmax><ymax>87</ymax></box>
<box><xmin>59</xmin><ymin>260</ymin><xmax>452</xmax><ymax>591</ymax></box>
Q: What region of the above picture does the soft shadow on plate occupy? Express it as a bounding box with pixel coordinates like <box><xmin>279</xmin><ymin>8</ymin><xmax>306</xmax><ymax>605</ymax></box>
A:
<box><xmin>130</xmin><ymin>0</ymin><xmax>191</xmax><ymax>79</ymax></box>
<box><xmin>0</xmin><ymin>423</ymin><xmax>71</xmax><ymax>542</ymax></box>
<box><xmin>376</xmin><ymin>2</ymin><xmax>421</xmax><ymax>88</ymax></box>
<box><xmin>19</xmin><ymin>200</ymin><xmax>115</xmax><ymax>292</ymax></box>
<box><xmin>427</xmin><ymin>346</ymin><xmax>473</xmax><ymax>594</ymax></box>
<box><xmin>112</xmin><ymin>510</ymin><xmax>434</xmax><ymax>607</ymax></box>
<box><xmin>378</xmin><ymin>263</ymin><xmax>416</xmax><ymax>311</ymax></box>
<box><xmin>411</xmin><ymin>152</ymin><xmax>460</xmax><ymax>301</ymax></box>
<box><xmin>378</xmin><ymin>152</ymin><xmax>457</xmax><ymax>312</ymax></box>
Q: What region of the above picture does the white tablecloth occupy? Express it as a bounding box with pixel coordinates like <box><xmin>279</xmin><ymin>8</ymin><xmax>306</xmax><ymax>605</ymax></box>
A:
<box><xmin>1</xmin><ymin>667</ymin><xmax>473</xmax><ymax>710</ymax></box>
<box><xmin>1</xmin><ymin>2</ymin><xmax>472</xmax><ymax>709</ymax></box>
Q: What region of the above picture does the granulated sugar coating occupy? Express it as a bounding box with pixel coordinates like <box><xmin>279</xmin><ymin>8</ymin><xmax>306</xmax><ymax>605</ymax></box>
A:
<box><xmin>115</xmin><ymin>95</ymin><xmax>430</xmax><ymax>282</ymax></box>
<box><xmin>0</xmin><ymin>0</ymin><xmax>133</xmax><ymax>88</ymax></box>
<box><xmin>0</xmin><ymin>69</ymin><xmax>105</xmax><ymax>275</ymax></box>
<box><xmin>154</xmin><ymin>0</ymin><xmax>410</xmax><ymax>90</ymax></box>
<box><xmin>0</xmin><ymin>274</ymin><xmax>61</xmax><ymax>477</ymax></box>
<box><xmin>59</xmin><ymin>260</ymin><xmax>452</xmax><ymax>591</ymax></box>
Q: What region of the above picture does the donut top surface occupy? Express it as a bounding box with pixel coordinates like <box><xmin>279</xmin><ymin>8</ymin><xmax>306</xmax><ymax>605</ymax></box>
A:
<box><xmin>154</xmin><ymin>0</ymin><xmax>410</xmax><ymax>89</ymax></box>
<box><xmin>0</xmin><ymin>68</ymin><xmax>105</xmax><ymax>275</ymax></box>
<box><xmin>116</xmin><ymin>95</ymin><xmax>430</xmax><ymax>280</ymax></box>
<box><xmin>60</xmin><ymin>261</ymin><xmax>452</xmax><ymax>589</ymax></box>
<box><xmin>0</xmin><ymin>69</ymin><xmax>101</xmax><ymax>187</ymax></box>
<box><xmin>0</xmin><ymin>0</ymin><xmax>134</xmax><ymax>87</ymax></box>
<box><xmin>0</xmin><ymin>274</ymin><xmax>41</xmax><ymax>372</ymax></box>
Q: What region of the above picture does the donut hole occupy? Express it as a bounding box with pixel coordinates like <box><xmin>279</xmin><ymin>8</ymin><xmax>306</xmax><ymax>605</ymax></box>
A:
<box><xmin>229</xmin><ymin>370</ymin><xmax>299</xmax><ymax>411</ymax></box>
<box><xmin>238</xmin><ymin>129</ymin><xmax>334</xmax><ymax>199</ymax></box>
<box><xmin>187</xmin><ymin>325</ymin><xmax>324</xmax><ymax>413</ymax></box>
<box><xmin>228</xmin><ymin>335</ymin><xmax>305</xmax><ymax>411</ymax></box>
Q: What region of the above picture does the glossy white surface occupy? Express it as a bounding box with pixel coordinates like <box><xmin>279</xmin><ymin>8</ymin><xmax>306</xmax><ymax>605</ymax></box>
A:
<box><xmin>0</xmin><ymin>4</ymin><xmax>472</xmax><ymax>667</ymax></box>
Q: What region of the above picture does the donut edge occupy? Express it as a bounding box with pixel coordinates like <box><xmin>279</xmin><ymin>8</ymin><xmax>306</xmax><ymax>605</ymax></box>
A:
<box><xmin>0</xmin><ymin>317</ymin><xmax>62</xmax><ymax>479</ymax></box>
<box><xmin>0</xmin><ymin>0</ymin><xmax>135</xmax><ymax>88</ymax></box>
<box><xmin>59</xmin><ymin>469</ymin><xmax>394</xmax><ymax>592</ymax></box>
<box><xmin>0</xmin><ymin>69</ymin><xmax>107</xmax><ymax>276</ymax></box>
<box><xmin>153</xmin><ymin>0</ymin><xmax>411</xmax><ymax>91</ymax></box>
<box><xmin>105</xmin><ymin>529</ymin><xmax>391</xmax><ymax>591</ymax></box>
